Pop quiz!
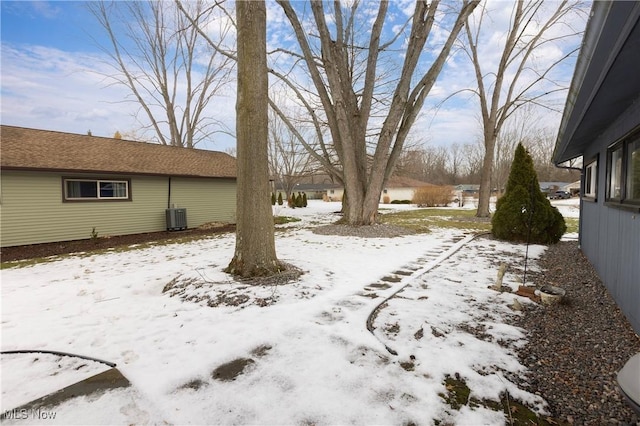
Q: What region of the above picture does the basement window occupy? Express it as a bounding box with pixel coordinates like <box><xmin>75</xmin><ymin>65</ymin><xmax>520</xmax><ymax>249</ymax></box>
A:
<box><xmin>64</xmin><ymin>179</ymin><xmax>130</xmax><ymax>201</ymax></box>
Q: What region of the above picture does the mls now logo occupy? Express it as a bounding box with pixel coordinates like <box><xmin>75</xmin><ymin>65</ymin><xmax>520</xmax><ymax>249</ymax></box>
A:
<box><xmin>2</xmin><ymin>408</ymin><xmax>57</xmax><ymax>420</ymax></box>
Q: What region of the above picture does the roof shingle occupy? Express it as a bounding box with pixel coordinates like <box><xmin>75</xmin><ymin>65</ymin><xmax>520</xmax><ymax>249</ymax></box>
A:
<box><xmin>1</xmin><ymin>125</ymin><xmax>236</xmax><ymax>179</ymax></box>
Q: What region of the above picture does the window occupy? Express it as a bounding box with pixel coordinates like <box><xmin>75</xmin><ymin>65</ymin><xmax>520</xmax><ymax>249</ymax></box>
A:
<box><xmin>605</xmin><ymin>131</ymin><xmax>640</xmax><ymax>207</ymax></box>
<box><xmin>64</xmin><ymin>179</ymin><xmax>130</xmax><ymax>201</ymax></box>
<box><xmin>607</xmin><ymin>144</ymin><xmax>623</xmax><ymax>200</ymax></box>
<box><xmin>627</xmin><ymin>139</ymin><xmax>640</xmax><ymax>202</ymax></box>
<box><xmin>583</xmin><ymin>159</ymin><xmax>597</xmax><ymax>199</ymax></box>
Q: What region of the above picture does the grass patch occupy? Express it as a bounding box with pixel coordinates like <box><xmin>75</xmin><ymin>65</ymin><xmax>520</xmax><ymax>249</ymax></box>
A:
<box><xmin>379</xmin><ymin>208</ymin><xmax>492</xmax><ymax>233</ymax></box>
<box><xmin>438</xmin><ymin>375</ymin><xmax>562</xmax><ymax>425</ymax></box>
<box><xmin>274</xmin><ymin>216</ymin><xmax>301</xmax><ymax>225</ymax></box>
<box><xmin>1</xmin><ymin>257</ymin><xmax>60</xmax><ymax>270</ymax></box>
<box><xmin>564</xmin><ymin>217</ymin><xmax>579</xmax><ymax>234</ymax></box>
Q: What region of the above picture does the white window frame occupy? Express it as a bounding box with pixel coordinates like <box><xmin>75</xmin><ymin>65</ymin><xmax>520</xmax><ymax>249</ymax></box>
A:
<box><xmin>607</xmin><ymin>143</ymin><xmax>623</xmax><ymax>201</ymax></box>
<box><xmin>583</xmin><ymin>159</ymin><xmax>597</xmax><ymax>199</ymax></box>
<box><xmin>63</xmin><ymin>178</ymin><xmax>130</xmax><ymax>201</ymax></box>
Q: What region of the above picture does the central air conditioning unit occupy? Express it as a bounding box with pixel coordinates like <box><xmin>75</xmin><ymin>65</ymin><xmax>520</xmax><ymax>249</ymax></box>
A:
<box><xmin>166</xmin><ymin>208</ymin><xmax>187</xmax><ymax>231</ymax></box>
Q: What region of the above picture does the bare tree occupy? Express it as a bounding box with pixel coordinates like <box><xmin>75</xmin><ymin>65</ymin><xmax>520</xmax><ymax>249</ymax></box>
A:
<box><xmin>271</xmin><ymin>0</ymin><xmax>479</xmax><ymax>225</ymax></box>
<box><xmin>177</xmin><ymin>0</ymin><xmax>478</xmax><ymax>223</ymax></box>
<box><xmin>463</xmin><ymin>0</ymin><xmax>586</xmax><ymax>216</ymax></box>
<box><xmin>493</xmin><ymin>128</ymin><xmax>522</xmax><ymax>196</ymax></box>
<box><xmin>526</xmin><ymin>127</ymin><xmax>579</xmax><ymax>182</ymax></box>
<box><xmin>268</xmin><ymin>108</ymin><xmax>318</xmax><ymax>202</ymax></box>
<box><xmin>89</xmin><ymin>0</ymin><xmax>234</xmax><ymax>147</ymax></box>
<box><xmin>226</xmin><ymin>0</ymin><xmax>283</xmax><ymax>278</ymax></box>
<box><xmin>395</xmin><ymin>148</ymin><xmax>429</xmax><ymax>182</ymax></box>
<box><xmin>461</xmin><ymin>141</ymin><xmax>485</xmax><ymax>184</ymax></box>
<box><xmin>448</xmin><ymin>143</ymin><xmax>464</xmax><ymax>185</ymax></box>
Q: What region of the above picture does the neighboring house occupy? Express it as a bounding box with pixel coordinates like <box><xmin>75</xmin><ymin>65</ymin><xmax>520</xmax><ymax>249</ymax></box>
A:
<box><xmin>326</xmin><ymin>176</ymin><xmax>435</xmax><ymax>203</ymax></box>
<box><xmin>0</xmin><ymin>125</ymin><xmax>237</xmax><ymax>247</ymax></box>
<box><xmin>563</xmin><ymin>181</ymin><xmax>581</xmax><ymax>196</ymax></box>
<box><xmin>274</xmin><ymin>183</ymin><xmax>342</xmax><ymax>200</ymax></box>
<box><xmin>538</xmin><ymin>181</ymin><xmax>582</xmax><ymax>197</ymax></box>
<box><xmin>455</xmin><ymin>184</ymin><xmax>480</xmax><ymax>195</ymax></box>
<box><xmin>554</xmin><ymin>2</ymin><xmax>640</xmax><ymax>333</ymax></box>
<box><xmin>539</xmin><ymin>181</ymin><xmax>572</xmax><ymax>195</ymax></box>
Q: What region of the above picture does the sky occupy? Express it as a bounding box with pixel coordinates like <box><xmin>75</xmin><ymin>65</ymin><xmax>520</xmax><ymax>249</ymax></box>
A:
<box><xmin>1</xmin><ymin>199</ymin><xmax>581</xmax><ymax>425</ymax></box>
<box><xmin>0</xmin><ymin>1</ymin><xmax>589</xmax><ymax>153</ymax></box>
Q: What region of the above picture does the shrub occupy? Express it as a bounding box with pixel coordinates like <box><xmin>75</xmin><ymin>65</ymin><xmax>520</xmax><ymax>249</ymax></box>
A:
<box><xmin>302</xmin><ymin>193</ymin><xmax>308</xmax><ymax>207</ymax></box>
<box><xmin>492</xmin><ymin>143</ymin><xmax>566</xmax><ymax>244</ymax></box>
<box><xmin>412</xmin><ymin>186</ymin><xmax>453</xmax><ymax>207</ymax></box>
<box><xmin>271</xmin><ymin>192</ymin><xmax>276</xmax><ymax>206</ymax></box>
<box><xmin>383</xmin><ymin>195</ymin><xmax>391</xmax><ymax>204</ymax></box>
<box><xmin>390</xmin><ymin>199</ymin><xmax>412</xmax><ymax>204</ymax></box>
<box><xmin>277</xmin><ymin>192</ymin><xmax>283</xmax><ymax>206</ymax></box>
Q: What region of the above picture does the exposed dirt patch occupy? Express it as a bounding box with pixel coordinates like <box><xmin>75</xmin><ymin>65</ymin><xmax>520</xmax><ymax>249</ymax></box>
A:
<box><xmin>162</xmin><ymin>263</ymin><xmax>306</xmax><ymax>308</ymax></box>
<box><xmin>178</xmin><ymin>378</ymin><xmax>208</xmax><ymax>391</ymax></box>
<box><xmin>312</xmin><ymin>223</ymin><xmax>415</xmax><ymax>238</ymax></box>
<box><xmin>211</xmin><ymin>358</ymin><xmax>256</xmax><ymax>382</ymax></box>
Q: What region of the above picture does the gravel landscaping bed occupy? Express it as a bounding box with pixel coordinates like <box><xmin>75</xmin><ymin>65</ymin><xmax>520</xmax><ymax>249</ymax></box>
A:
<box><xmin>517</xmin><ymin>240</ymin><xmax>640</xmax><ymax>425</ymax></box>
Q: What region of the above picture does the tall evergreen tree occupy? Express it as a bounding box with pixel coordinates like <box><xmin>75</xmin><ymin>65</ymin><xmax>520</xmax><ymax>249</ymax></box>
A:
<box><xmin>492</xmin><ymin>143</ymin><xmax>566</xmax><ymax>244</ymax></box>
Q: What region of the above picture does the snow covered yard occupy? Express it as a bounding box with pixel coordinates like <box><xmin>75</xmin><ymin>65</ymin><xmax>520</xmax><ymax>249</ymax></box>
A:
<box><xmin>1</xmin><ymin>200</ymin><xmax>579</xmax><ymax>425</ymax></box>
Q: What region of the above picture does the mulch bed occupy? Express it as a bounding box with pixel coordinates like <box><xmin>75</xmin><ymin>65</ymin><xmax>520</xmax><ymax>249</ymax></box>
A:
<box><xmin>0</xmin><ymin>225</ymin><xmax>235</xmax><ymax>263</ymax></box>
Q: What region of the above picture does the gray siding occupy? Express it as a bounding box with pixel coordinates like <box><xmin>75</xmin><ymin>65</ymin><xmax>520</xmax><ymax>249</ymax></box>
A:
<box><xmin>581</xmin><ymin>200</ymin><xmax>640</xmax><ymax>333</ymax></box>
<box><xmin>579</xmin><ymin>109</ymin><xmax>640</xmax><ymax>333</ymax></box>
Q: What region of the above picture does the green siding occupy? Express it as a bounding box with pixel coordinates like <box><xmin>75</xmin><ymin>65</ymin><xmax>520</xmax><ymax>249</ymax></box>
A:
<box><xmin>0</xmin><ymin>172</ymin><xmax>237</xmax><ymax>247</ymax></box>
<box><xmin>169</xmin><ymin>177</ymin><xmax>236</xmax><ymax>226</ymax></box>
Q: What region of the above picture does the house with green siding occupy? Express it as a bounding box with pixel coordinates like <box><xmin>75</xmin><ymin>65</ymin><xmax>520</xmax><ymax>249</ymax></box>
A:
<box><xmin>0</xmin><ymin>125</ymin><xmax>237</xmax><ymax>247</ymax></box>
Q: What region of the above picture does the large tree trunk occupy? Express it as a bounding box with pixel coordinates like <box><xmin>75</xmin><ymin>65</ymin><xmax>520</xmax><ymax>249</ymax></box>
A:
<box><xmin>226</xmin><ymin>0</ymin><xmax>281</xmax><ymax>278</ymax></box>
<box><xmin>274</xmin><ymin>0</ymin><xmax>479</xmax><ymax>227</ymax></box>
<box><xmin>477</xmin><ymin>132</ymin><xmax>496</xmax><ymax>217</ymax></box>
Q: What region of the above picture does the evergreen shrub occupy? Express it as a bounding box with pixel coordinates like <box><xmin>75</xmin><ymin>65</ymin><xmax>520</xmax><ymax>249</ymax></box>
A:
<box><xmin>492</xmin><ymin>144</ymin><xmax>566</xmax><ymax>244</ymax></box>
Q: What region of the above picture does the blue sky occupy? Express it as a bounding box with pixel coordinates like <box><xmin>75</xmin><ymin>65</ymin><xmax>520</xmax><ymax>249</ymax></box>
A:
<box><xmin>1</xmin><ymin>2</ymin><xmax>95</xmax><ymax>50</ymax></box>
<box><xmin>1</xmin><ymin>1</ymin><xmax>158</xmax><ymax>146</ymax></box>
<box><xmin>1</xmin><ymin>1</ymin><xmax>589</xmax><ymax>153</ymax></box>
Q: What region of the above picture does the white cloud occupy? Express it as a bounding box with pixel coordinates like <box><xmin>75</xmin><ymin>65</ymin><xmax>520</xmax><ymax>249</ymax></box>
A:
<box><xmin>1</xmin><ymin>44</ymin><xmax>135</xmax><ymax>136</ymax></box>
<box><xmin>1</xmin><ymin>0</ymin><xmax>587</xmax><ymax>155</ymax></box>
<box><xmin>0</xmin><ymin>43</ymin><xmax>237</xmax><ymax>151</ymax></box>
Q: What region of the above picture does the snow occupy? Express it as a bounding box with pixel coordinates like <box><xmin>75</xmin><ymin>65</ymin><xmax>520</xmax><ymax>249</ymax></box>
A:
<box><xmin>1</xmin><ymin>199</ymin><xmax>580</xmax><ymax>424</ymax></box>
